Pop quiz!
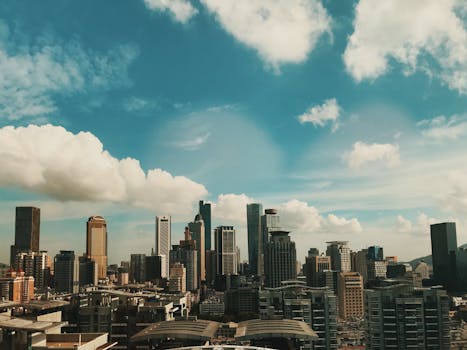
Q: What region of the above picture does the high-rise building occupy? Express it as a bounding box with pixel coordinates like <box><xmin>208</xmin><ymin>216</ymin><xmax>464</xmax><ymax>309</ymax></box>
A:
<box><xmin>189</xmin><ymin>216</ymin><xmax>205</xmax><ymax>282</ymax></box>
<box><xmin>155</xmin><ymin>216</ymin><xmax>171</xmax><ymax>278</ymax></box>
<box><xmin>365</xmin><ymin>284</ymin><xmax>451</xmax><ymax>349</ymax></box>
<box><xmin>54</xmin><ymin>250</ymin><xmax>79</xmax><ymax>293</ymax></box>
<box><xmin>259</xmin><ymin>209</ymin><xmax>281</xmax><ymax>276</ymax></box>
<box><xmin>199</xmin><ymin>200</ymin><xmax>211</xmax><ymax>250</ymax></box>
<box><xmin>304</xmin><ymin>255</ymin><xmax>331</xmax><ymax>287</ymax></box>
<box><xmin>367</xmin><ymin>260</ymin><xmax>387</xmax><ymax>281</ymax></box>
<box><xmin>130</xmin><ymin>254</ymin><xmax>146</xmax><ymax>283</ymax></box>
<box><xmin>337</xmin><ymin>272</ymin><xmax>364</xmax><ymax>320</ymax></box>
<box><xmin>10</xmin><ymin>206</ymin><xmax>41</xmax><ymax>266</ymax></box>
<box><xmin>86</xmin><ymin>216</ymin><xmax>107</xmax><ymax>280</ymax></box>
<box><xmin>264</xmin><ymin>231</ymin><xmax>297</xmax><ymax>288</ymax></box>
<box><xmin>15</xmin><ymin>251</ymin><xmax>51</xmax><ymax>292</ymax></box>
<box><xmin>259</xmin><ymin>282</ymin><xmax>338</xmax><ymax>350</ymax></box>
<box><xmin>169</xmin><ymin>262</ymin><xmax>186</xmax><ymax>293</ymax></box>
<box><xmin>430</xmin><ymin>222</ymin><xmax>458</xmax><ymax>291</ymax></box>
<box><xmin>145</xmin><ymin>254</ymin><xmax>165</xmax><ymax>281</ymax></box>
<box><xmin>0</xmin><ymin>270</ymin><xmax>35</xmax><ymax>303</ymax></box>
<box><xmin>326</xmin><ymin>241</ymin><xmax>351</xmax><ymax>272</ymax></box>
<box><xmin>170</xmin><ymin>228</ymin><xmax>198</xmax><ymax>290</ymax></box>
<box><xmin>352</xmin><ymin>249</ymin><xmax>368</xmax><ymax>284</ymax></box>
<box><xmin>79</xmin><ymin>255</ymin><xmax>97</xmax><ymax>287</ymax></box>
<box><xmin>367</xmin><ymin>246</ymin><xmax>384</xmax><ymax>261</ymax></box>
<box><xmin>215</xmin><ymin>226</ymin><xmax>237</xmax><ymax>276</ymax></box>
<box><xmin>247</xmin><ymin>203</ymin><xmax>263</xmax><ymax>276</ymax></box>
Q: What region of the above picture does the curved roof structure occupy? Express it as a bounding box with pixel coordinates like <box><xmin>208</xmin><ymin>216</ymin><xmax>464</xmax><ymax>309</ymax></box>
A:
<box><xmin>235</xmin><ymin>319</ymin><xmax>318</xmax><ymax>341</ymax></box>
<box><xmin>131</xmin><ymin>320</ymin><xmax>220</xmax><ymax>343</ymax></box>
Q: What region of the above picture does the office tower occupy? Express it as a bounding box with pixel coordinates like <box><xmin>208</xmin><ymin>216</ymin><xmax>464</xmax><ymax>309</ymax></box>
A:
<box><xmin>259</xmin><ymin>209</ymin><xmax>281</xmax><ymax>276</ymax></box>
<box><xmin>155</xmin><ymin>216</ymin><xmax>171</xmax><ymax>278</ymax></box>
<box><xmin>304</xmin><ymin>255</ymin><xmax>331</xmax><ymax>287</ymax></box>
<box><xmin>15</xmin><ymin>251</ymin><xmax>51</xmax><ymax>292</ymax></box>
<box><xmin>54</xmin><ymin>250</ymin><xmax>79</xmax><ymax>293</ymax></box>
<box><xmin>189</xmin><ymin>216</ymin><xmax>206</xmax><ymax>282</ymax></box>
<box><xmin>145</xmin><ymin>254</ymin><xmax>165</xmax><ymax>281</ymax></box>
<box><xmin>385</xmin><ymin>256</ymin><xmax>397</xmax><ymax>265</ymax></box>
<box><xmin>337</xmin><ymin>272</ymin><xmax>364</xmax><ymax>319</ymax></box>
<box><xmin>367</xmin><ymin>260</ymin><xmax>387</xmax><ymax>280</ymax></box>
<box><xmin>170</xmin><ymin>228</ymin><xmax>198</xmax><ymax>290</ymax></box>
<box><xmin>264</xmin><ymin>231</ymin><xmax>296</xmax><ymax>288</ymax></box>
<box><xmin>79</xmin><ymin>255</ymin><xmax>97</xmax><ymax>287</ymax></box>
<box><xmin>430</xmin><ymin>222</ymin><xmax>458</xmax><ymax>291</ymax></box>
<box><xmin>326</xmin><ymin>241</ymin><xmax>351</xmax><ymax>272</ymax></box>
<box><xmin>365</xmin><ymin>284</ymin><xmax>450</xmax><ymax>349</ymax></box>
<box><xmin>215</xmin><ymin>226</ymin><xmax>238</xmax><ymax>276</ymax></box>
<box><xmin>0</xmin><ymin>270</ymin><xmax>35</xmax><ymax>303</ymax></box>
<box><xmin>259</xmin><ymin>283</ymin><xmax>338</xmax><ymax>350</ymax></box>
<box><xmin>10</xmin><ymin>206</ymin><xmax>41</xmax><ymax>266</ymax></box>
<box><xmin>352</xmin><ymin>249</ymin><xmax>368</xmax><ymax>284</ymax></box>
<box><xmin>169</xmin><ymin>262</ymin><xmax>186</xmax><ymax>293</ymax></box>
<box><xmin>205</xmin><ymin>250</ymin><xmax>217</xmax><ymax>285</ymax></box>
<box><xmin>307</xmin><ymin>248</ymin><xmax>319</xmax><ymax>257</ymax></box>
<box><xmin>130</xmin><ymin>254</ymin><xmax>146</xmax><ymax>283</ymax></box>
<box><xmin>247</xmin><ymin>203</ymin><xmax>263</xmax><ymax>276</ymax></box>
<box><xmin>414</xmin><ymin>261</ymin><xmax>430</xmax><ymax>280</ymax></box>
<box><xmin>86</xmin><ymin>216</ymin><xmax>107</xmax><ymax>280</ymax></box>
<box><xmin>199</xmin><ymin>200</ymin><xmax>212</xmax><ymax>250</ymax></box>
<box><xmin>367</xmin><ymin>245</ymin><xmax>384</xmax><ymax>261</ymax></box>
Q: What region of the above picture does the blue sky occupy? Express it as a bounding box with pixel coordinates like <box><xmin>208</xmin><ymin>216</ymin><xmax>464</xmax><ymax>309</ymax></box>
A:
<box><xmin>0</xmin><ymin>0</ymin><xmax>466</xmax><ymax>264</ymax></box>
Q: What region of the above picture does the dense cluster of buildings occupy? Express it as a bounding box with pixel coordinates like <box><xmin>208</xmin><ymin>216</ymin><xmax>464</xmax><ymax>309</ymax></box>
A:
<box><xmin>1</xmin><ymin>204</ymin><xmax>467</xmax><ymax>349</ymax></box>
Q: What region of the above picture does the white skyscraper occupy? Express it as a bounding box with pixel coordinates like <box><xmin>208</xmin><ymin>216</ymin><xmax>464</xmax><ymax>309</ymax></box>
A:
<box><xmin>156</xmin><ymin>216</ymin><xmax>171</xmax><ymax>278</ymax></box>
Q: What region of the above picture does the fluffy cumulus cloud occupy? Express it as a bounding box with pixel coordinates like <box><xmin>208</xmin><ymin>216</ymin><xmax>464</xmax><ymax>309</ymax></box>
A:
<box><xmin>0</xmin><ymin>20</ymin><xmax>138</xmax><ymax>121</ymax></box>
<box><xmin>212</xmin><ymin>193</ymin><xmax>254</xmax><ymax>223</ymax></box>
<box><xmin>297</xmin><ymin>98</ymin><xmax>340</xmax><ymax>131</ymax></box>
<box><xmin>346</xmin><ymin>141</ymin><xmax>400</xmax><ymax>169</ymax></box>
<box><xmin>143</xmin><ymin>0</ymin><xmax>198</xmax><ymax>23</ymax></box>
<box><xmin>396</xmin><ymin>213</ymin><xmax>438</xmax><ymax>235</ymax></box>
<box><xmin>0</xmin><ymin>125</ymin><xmax>207</xmax><ymax>213</ymax></box>
<box><xmin>200</xmin><ymin>0</ymin><xmax>331</xmax><ymax>69</ymax></box>
<box><xmin>344</xmin><ymin>0</ymin><xmax>467</xmax><ymax>94</ymax></box>
<box><xmin>418</xmin><ymin>115</ymin><xmax>467</xmax><ymax>141</ymax></box>
<box><xmin>279</xmin><ymin>199</ymin><xmax>362</xmax><ymax>235</ymax></box>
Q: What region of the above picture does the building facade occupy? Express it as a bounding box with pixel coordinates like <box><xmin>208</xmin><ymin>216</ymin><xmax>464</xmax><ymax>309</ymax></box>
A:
<box><xmin>264</xmin><ymin>231</ymin><xmax>296</xmax><ymax>288</ymax></box>
<box><xmin>215</xmin><ymin>226</ymin><xmax>237</xmax><ymax>276</ymax></box>
<box><xmin>156</xmin><ymin>215</ymin><xmax>171</xmax><ymax>278</ymax></box>
<box><xmin>54</xmin><ymin>250</ymin><xmax>79</xmax><ymax>293</ymax></box>
<box><xmin>259</xmin><ymin>209</ymin><xmax>281</xmax><ymax>276</ymax></box>
<box><xmin>430</xmin><ymin>222</ymin><xmax>458</xmax><ymax>291</ymax></box>
<box><xmin>10</xmin><ymin>206</ymin><xmax>41</xmax><ymax>266</ymax></box>
<box><xmin>199</xmin><ymin>200</ymin><xmax>211</xmax><ymax>251</ymax></box>
<box><xmin>86</xmin><ymin>216</ymin><xmax>107</xmax><ymax>280</ymax></box>
<box><xmin>337</xmin><ymin>272</ymin><xmax>364</xmax><ymax>320</ymax></box>
<box><xmin>326</xmin><ymin>241</ymin><xmax>351</xmax><ymax>273</ymax></box>
<box><xmin>247</xmin><ymin>203</ymin><xmax>262</xmax><ymax>276</ymax></box>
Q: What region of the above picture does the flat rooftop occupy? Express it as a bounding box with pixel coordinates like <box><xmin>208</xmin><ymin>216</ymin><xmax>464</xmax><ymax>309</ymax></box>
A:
<box><xmin>131</xmin><ymin>320</ymin><xmax>221</xmax><ymax>342</ymax></box>
<box><xmin>0</xmin><ymin>314</ymin><xmax>65</xmax><ymax>333</ymax></box>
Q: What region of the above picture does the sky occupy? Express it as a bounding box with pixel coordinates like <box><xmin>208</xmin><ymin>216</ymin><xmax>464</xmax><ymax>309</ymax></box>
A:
<box><xmin>0</xmin><ymin>0</ymin><xmax>466</xmax><ymax>264</ymax></box>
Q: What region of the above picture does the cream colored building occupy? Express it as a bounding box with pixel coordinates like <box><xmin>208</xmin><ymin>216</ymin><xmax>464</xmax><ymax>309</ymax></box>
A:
<box><xmin>338</xmin><ymin>272</ymin><xmax>364</xmax><ymax>320</ymax></box>
<box><xmin>86</xmin><ymin>216</ymin><xmax>107</xmax><ymax>280</ymax></box>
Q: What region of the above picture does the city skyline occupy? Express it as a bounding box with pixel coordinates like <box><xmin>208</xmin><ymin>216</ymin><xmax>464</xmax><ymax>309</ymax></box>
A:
<box><xmin>0</xmin><ymin>1</ymin><xmax>466</xmax><ymax>264</ymax></box>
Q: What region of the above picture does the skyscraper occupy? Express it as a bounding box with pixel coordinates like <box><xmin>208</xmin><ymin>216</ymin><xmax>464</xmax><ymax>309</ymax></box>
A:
<box><xmin>189</xmin><ymin>216</ymin><xmax>205</xmax><ymax>283</ymax></box>
<box><xmin>199</xmin><ymin>200</ymin><xmax>211</xmax><ymax>250</ymax></box>
<box><xmin>326</xmin><ymin>241</ymin><xmax>351</xmax><ymax>272</ymax></box>
<box><xmin>10</xmin><ymin>206</ymin><xmax>40</xmax><ymax>266</ymax></box>
<box><xmin>86</xmin><ymin>216</ymin><xmax>108</xmax><ymax>280</ymax></box>
<box><xmin>430</xmin><ymin>222</ymin><xmax>458</xmax><ymax>291</ymax></box>
<box><xmin>54</xmin><ymin>250</ymin><xmax>79</xmax><ymax>293</ymax></box>
<box><xmin>170</xmin><ymin>227</ymin><xmax>198</xmax><ymax>290</ymax></box>
<box><xmin>367</xmin><ymin>245</ymin><xmax>384</xmax><ymax>261</ymax></box>
<box><xmin>259</xmin><ymin>209</ymin><xmax>281</xmax><ymax>276</ymax></box>
<box><xmin>215</xmin><ymin>226</ymin><xmax>237</xmax><ymax>276</ymax></box>
<box><xmin>264</xmin><ymin>230</ymin><xmax>297</xmax><ymax>288</ymax></box>
<box><xmin>156</xmin><ymin>215</ymin><xmax>171</xmax><ymax>278</ymax></box>
<box><xmin>337</xmin><ymin>272</ymin><xmax>364</xmax><ymax>320</ymax></box>
<box><xmin>246</xmin><ymin>203</ymin><xmax>262</xmax><ymax>275</ymax></box>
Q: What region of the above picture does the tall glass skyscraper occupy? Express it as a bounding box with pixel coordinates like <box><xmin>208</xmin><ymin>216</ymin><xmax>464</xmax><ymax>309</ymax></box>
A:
<box><xmin>10</xmin><ymin>206</ymin><xmax>40</xmax><ymax>266</ymax></box>
<box><xmin>259</xmin><ymin>209</ymin><xmax>281</xmax><ymax>276</ymax></box>
<box><xmin>199</xmin><ymin>200</ymin><xmax>211</xmax><ymax>250</ymax></box>
<box><xmin>247</xmin><ymin>203</ymin><xmax>262</xmax><ymax>275</ymax></box>
<box><xmin>430</xmin><ymin>222</ymin><xmax>458</xmax><ymax>292</ymax></box>
<box><xmin>156</xmin><ymin>215</ymin><xmax>171</xmax><ymax>278</ymax></box>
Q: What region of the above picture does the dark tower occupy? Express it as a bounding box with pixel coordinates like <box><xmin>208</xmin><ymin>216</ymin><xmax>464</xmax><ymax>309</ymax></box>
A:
<box><xmin>10</xmin><ymin>207</ymin><xmax>40</xmax><ymax>266</ymax></box>
<box><xmin>199</xmin><ymin>200</ymin><xmax>211</xmax><ymax>250</ymax></box>
<box><xmin>430</xmin><ymin>222</ymin><xmax>458</xmax><ymax>292</ymax></box>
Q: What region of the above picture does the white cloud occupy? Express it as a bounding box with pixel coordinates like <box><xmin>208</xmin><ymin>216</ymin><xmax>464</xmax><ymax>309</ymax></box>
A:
<box><xmin>0</xmin><ymin>125</ymin><xmax>207</xmax><ymax>214</ymax></box>
<box><xmin>173</xmin><ymin>132</ymin><xmax>211</xmax><ymax>151</ymax></box>
<box><xmin>343</xmin><ymin>0</ymin><xmax>467</xmax><ymax>94</ymax></box>
<box><xmin>418</xmin><ymin>115</ymin><xmax>467</xmax><ymax>141</ymax></box>
<box><xmin>200</xmin><ymin>0</ymin><xmax>331</xmax><ymax>69</ymax></box>
<box><xmin>440</xmin><ymin>171</ymin><xmax>467</xmax><ymax>215</ymax></box>
<box><xmin>212</xmin><ymin>193</ymin><xmax>254</xmax><ymax>223</ymax></box>
<box><xmin>279</xmin><ymin>199</ymin><xmax>362</xmax><ymax>235</ymax></box>
<box><xmin>346</xmin><ymin>141</ymin><xmax>400</xmax><ymax>169</ymax></box>
<box><xmin>0</xmin><ymin>21</ymin><xmax>138</xmax><ymax>120</ymax></box>
<box><xmin>122</xmin><ymin>96</ymin><xmax>159</xmax><ymax>113</ymax></box>
<box><xmin>143</xmin><ymin>0</ymin><xmax>198</xmax><ymax>23</ymax></box>
<box><xmin>396</xmin><ymin>213</ymin><xmax>438</xmax><ymax>236</ymax></box>
<box><xmin>297</xmin><ymin>98</ymin><xmax>340</xmax><ymax>131</ymax></box>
